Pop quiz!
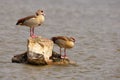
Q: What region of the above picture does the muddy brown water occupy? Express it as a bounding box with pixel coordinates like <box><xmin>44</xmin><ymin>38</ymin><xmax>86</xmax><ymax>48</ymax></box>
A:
<box><xmin>0</xmin><ymin>0</ymin><xmax>120</xmax><ymax>80</ymax></box>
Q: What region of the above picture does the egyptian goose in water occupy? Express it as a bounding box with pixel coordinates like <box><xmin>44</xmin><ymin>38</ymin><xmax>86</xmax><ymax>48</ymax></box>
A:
<box><xmin>51</xmin><ymin>36</ymin><xmax>75</xmax><ymax>58</ymax></box>
<box><xmin>16</xmin><ymin>9</ymin><xmax>45</xmax><ymax>38</ymax></box>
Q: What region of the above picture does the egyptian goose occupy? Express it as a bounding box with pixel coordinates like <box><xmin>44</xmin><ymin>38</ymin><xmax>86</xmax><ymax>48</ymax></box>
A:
<box><xmin>16</xmin><ymin>9</ymin><xmax>45</xmax><ymax>38</ymax></box>
<box><xmin>51</xmin><ymin>36</ymin><xmax>75</xmax><ymax>58</ymax></box>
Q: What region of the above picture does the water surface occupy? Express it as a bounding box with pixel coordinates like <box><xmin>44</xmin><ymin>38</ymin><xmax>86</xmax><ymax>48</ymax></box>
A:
<box><xmin>0</xmin><ymin>0</ymin><xmax>120</xmax><ymax>80</ymax></box>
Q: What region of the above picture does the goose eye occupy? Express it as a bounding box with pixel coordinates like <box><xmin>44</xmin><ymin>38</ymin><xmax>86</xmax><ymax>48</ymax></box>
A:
<box><xmin>41</xmin><ymin>10</ymin><xmax>43</xmax><ymax>13</ymax></box>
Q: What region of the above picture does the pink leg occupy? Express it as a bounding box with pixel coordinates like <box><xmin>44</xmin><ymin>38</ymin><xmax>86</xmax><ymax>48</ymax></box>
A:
<box><xmin>30</xmin><ymin>28</ymin><xmax>33</xmax><ymax>37</ymax></box>
<box><xmin>30</xmin><ymin>27</ymin><xmax>37</xmax><ymax>38</ymax></box>
<box><xmin>64</xmin><ymin>48</ymin><xmax>67</xmax><ymax>57</ymax></box>
<box><xmin>60</xmin><ymin>48</ymin><xmax>63</xmax><ymax>58</ymax></box>
<box><xmin>60</xmin><ymin>48</ymin><xmax>62</xmax><ymax>55</ymax></box>
<box><xmin>63</xmin><ymin>48</ymin><xmax>68</xmax><ymax>59</ymax></box>
<box><xmin>60</xmin><ymin>48</ymin><xmax>68</xmax><ymax>59</ymax></box>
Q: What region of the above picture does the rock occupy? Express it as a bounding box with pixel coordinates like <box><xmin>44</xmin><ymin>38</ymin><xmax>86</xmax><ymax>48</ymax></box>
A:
<box><xmin>27</xmin><ymin>36</ymin><xmax>53</xmax><ymax>65</ymax></box>
<box><xmin>12</xmin><ymin>51</ymin><xmax>75</xmax><ymax>65</ymax></box>
<box><xmin>12</xmin><ymin>36</ymin><xmax>75</xmax><ymax>65</ymax></box>
<box><xmin>50</xmin><ymin>51</ymin><xmax>70</xmax><ymax>65</ymax></box>
<box><xmin>12</xmin><ymin>52</ymin><xmax>27</xmax><ymax>63</ymax></box>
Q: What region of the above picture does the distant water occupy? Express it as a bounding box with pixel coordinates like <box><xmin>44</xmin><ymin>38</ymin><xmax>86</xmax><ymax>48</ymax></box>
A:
<box><xmin>0</xmin><ymin>0</ymin><xmax>120</xmax><ymax>80</ymax></box>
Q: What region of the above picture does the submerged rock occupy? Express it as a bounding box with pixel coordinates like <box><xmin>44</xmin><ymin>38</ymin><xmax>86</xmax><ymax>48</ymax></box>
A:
<box><xmin>12</xmin><ymin>52</ymin><xmax>27</xmax><ymax>63</ymax></box>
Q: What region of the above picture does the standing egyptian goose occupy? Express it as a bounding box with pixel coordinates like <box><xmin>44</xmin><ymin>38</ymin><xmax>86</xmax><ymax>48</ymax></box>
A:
<box><xmin>16</xmin><ymin>9</ymin><xmax>45</xmax><ymax>38</ymax></box>
<box><xmin>51</xmin><ymin>36</ymin><xmax>75</xmax><ymax>58</ymax></box>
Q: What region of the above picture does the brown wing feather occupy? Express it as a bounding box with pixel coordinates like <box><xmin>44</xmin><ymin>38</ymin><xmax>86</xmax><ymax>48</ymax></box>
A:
<box><xmin>51</xmin><ymin>36</ymin><xmax>68</xmax><ymax>43</ymax></box>
<box><xmin>16</xmin><ymin>15</ymin><xmax>36</xmax><ymax>25</ymax></box>
<box><xmin>57</xmin><ymin>36</ymin><xmax>68</xmax><ymax>41</ymax></box>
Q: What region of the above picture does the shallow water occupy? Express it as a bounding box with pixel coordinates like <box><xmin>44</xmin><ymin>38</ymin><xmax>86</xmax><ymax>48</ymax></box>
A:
<box><xmin>0</xmin><ymin>0</ymin><xmax>120</xmax><ymax>80</ymax></box>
